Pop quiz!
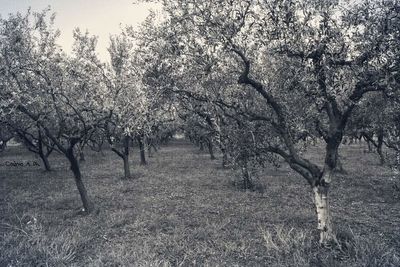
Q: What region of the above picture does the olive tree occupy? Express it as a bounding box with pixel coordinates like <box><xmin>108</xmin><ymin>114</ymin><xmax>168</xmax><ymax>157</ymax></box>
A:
<box><xmin>0</xmin><ymin>10</ymin><xmax>110</xmax><ymax>213</ymax></box>
<box><xmin>138</xmin><ymin>0</ymin><xmax>398</xmax><ymax>244</ymax></box>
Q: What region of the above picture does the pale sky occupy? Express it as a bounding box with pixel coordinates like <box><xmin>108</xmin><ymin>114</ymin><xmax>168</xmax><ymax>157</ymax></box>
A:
<box><xmin>0</xmin><ymin>0</ymin><xmax>160</xmax><ymax>60</ymax></box>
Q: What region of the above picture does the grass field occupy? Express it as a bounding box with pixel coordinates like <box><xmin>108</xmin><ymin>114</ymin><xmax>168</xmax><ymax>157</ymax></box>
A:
<box><xmin>1</xmin><ymin>140</ymin><xmax>399</xmax><ymax>266</ymax></box>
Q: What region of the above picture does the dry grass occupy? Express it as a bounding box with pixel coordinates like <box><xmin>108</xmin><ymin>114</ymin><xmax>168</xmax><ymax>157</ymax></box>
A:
<box><xmin>0</xmin><ymin>140</ymin><xmax>399</xmax><ymax>266</ymax></box>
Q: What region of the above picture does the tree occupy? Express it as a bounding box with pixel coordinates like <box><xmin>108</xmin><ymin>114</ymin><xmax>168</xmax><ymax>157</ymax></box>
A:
<box><xmin>137</xmin><ymin>0</ymin><xmax>399</xmax><ymax>244</ymax></box>
<box><xmin>0</xmin><ymin>10</ymin><xmax>110</xmax><ymax>213</ymax></box>
<box><xmin>0</xmin><ymin>122</ymin><xmax>14</xmax><ymax>152</ymax></box>
<box><xmin>3</xmin><ymin>115</ymin><xmax>55</xmax><ymax>171</ymax></box>
<box><xmin>103</xmin><ymin>32</ymin><xmax>153</xmax><ymax>177</ymax></box>
<box><xmin>348</xmin><ymin>94</ymin><xmax>387</xmax><ymax>165</ymax></box>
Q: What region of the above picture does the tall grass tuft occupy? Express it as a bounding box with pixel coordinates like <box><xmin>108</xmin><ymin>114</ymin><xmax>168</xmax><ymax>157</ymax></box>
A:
<box><xmin>1</xmin><ymin>212</ymin><xmax>80</xmax><ymax>266</ymax></box>
<box><xmin>259</xmin><ymin>226</ymin><xmax>400</xmax><ymax>267</ymax></box>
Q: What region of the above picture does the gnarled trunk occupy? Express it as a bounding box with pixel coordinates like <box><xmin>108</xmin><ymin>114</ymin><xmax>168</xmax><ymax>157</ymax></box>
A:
<box><xmin>314</xmin><ymin>136</ymin><xmax>341</xmax><ymax>245</ymax></box>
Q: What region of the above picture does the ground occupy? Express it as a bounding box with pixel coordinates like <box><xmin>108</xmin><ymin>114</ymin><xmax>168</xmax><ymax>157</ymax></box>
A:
<box><xmin>0</xmin><ymin>140</ymin><xmax>399</xmax><ymax>266</ymax></box>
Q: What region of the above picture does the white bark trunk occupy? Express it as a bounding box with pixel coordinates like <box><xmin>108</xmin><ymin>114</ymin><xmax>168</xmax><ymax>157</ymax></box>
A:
<box><xmin>313</xmin><ymin>175</ymin><xmax>334</xmax><ymax>245</ymax></box>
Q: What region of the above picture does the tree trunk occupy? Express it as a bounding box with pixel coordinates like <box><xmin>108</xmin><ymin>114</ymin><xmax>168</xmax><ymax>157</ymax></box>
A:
<box><xmin>367</xmin><ymin>140</ymin><xmax>372</xmax><ymax>152</ymax></box>
<box><xmin>222</xmin><ymin>150</ymin><xmax>228</xmax><ymax>168</ymax></box>
<box><xmin>377</xmin><ymin>129</ymin><xmax>385</xmax><ymax>165</ymax></box>
<box><xmin>313</xmin><ymin>179</ymin><xmax>334</xmax><ymax>246</ymax></box>
<box><xmin>147</xmin><ymin>139</ymin><xmax>157</xmax><ymax>158</ymax></box>
<box><xmin>123</xmin><ymin>135</ymin><xmax>131</xmax><ymax>178</ymax></box>
<box><xmin>0</xmin><ymin>140</ymin><xmax>6</xmax><ymax>152</ymax></box>
<box><xmin>67</xmin><ymin>147</ymin><xmax>92</xmax><ymax>213</ymax></box>
<box><xmin>208</xmin><ymin>139</ymin><xmax>216</xmax><ymax>160</ymax></box>
<box><xmin>38</xmin><ymin>136</ymin><xmax>51</xmax><ymax>171</ymax></box>
<box><xmin>123</xmin><ymin>154</ymin><xmax>131</xmax><ymax>179</ymax></box>
<box><xmin>334</xmin><ymin>151</ymin><xmax>346</xmax><ymax>174</ymax></box>
<box><xmin>39</xmin><ymin>152</ymin><xmax>51</xmax><ymax>171</ymax></box>
<box><xmin>79</xmin><ymin>151</ymin><xmax>85</xmax><ymax>162</ymax></box>
<box><xmin>199</xmin><ymin>141</ymin><xmax>204</xmax><ymax>151</ymax></box>
<box><xmin>242</xmin><ymin>161</ymin><xmax>252</xmax><ymax>190</ymax></box>
<box><xmin>137</xmin><ymin>135</ymin><xmax>147</xmax><ymax>165</ymax></box>
<box><xmin>315</xmin><ymin>137</ymin><xmax>341</xmax><ymax>245</ymax></box>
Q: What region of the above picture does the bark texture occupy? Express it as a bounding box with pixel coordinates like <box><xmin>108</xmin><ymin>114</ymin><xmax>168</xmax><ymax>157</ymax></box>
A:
<box><xmin>313</xmin><ymin>180</ymin><xmax>334</xmax><ymax>245</ymax></box>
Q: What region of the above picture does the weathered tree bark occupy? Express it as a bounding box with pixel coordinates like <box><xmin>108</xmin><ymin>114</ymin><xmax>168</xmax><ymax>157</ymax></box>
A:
<box><xmin>314</xmin><ymin>138</ymin><xmax>341</xmax><ymax>245</ymax></box>
<box><xmin>137</xmin><ymin>135</ymin><xmax>147</xmax><ymax>165</ymax></box>
<box><xmin>313</xmin><ymin>176</ymin><xmax>333</xmax><ymax>246</ymax></box>
<box><xmin>66</xmin><ymin>146</ymin><xmax>92</xmax><ymax>213</ymax></box>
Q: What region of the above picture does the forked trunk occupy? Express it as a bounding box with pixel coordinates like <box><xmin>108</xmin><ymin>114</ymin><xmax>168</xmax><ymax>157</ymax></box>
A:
<box><xmin>67</xmin><ymin>148</ymin><xmax>92</xmax><ymax>213</ymax></box>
